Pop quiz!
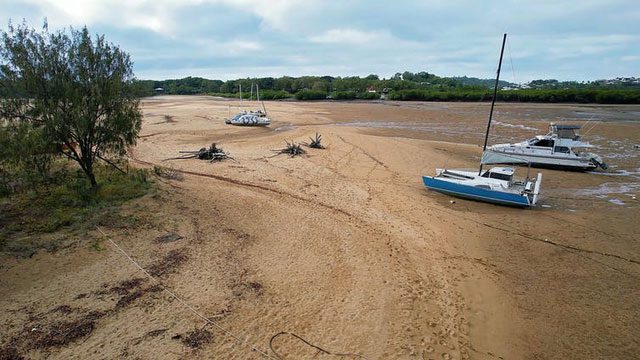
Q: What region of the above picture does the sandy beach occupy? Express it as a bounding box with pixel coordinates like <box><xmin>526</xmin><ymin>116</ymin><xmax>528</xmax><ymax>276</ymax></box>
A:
<box><xmin>2</xmin><ymin>96</ymin><xmax>639</xmax><ymax>359</ymax></box>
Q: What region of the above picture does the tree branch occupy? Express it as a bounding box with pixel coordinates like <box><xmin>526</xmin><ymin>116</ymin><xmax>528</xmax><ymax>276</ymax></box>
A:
<box><xmin>96</xmin><ymin>153</ymin><xmax>126</xmax><ymax>174</ymax></box>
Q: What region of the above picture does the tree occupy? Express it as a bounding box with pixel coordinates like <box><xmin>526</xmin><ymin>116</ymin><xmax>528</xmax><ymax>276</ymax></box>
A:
<box><xmin>0</xmin><ymin>22</ymin><xmax>142</xmax><ymax>187</ymax></box>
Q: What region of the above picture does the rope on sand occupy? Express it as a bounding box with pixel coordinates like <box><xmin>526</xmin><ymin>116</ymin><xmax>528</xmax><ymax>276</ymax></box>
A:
<box><xmin>96</xmin><ymin>226</ymin><xmax>278</xmax><ymax>360</ymax></box>
<box><xmin>98</xmin><ymin>226</ymin><xmax>370</xmax><ymax>359</ymax></box>
<box><xmin>269</xmin><ymin>332</ymin><xmax>369</xmax><ymax>360</ymax></box>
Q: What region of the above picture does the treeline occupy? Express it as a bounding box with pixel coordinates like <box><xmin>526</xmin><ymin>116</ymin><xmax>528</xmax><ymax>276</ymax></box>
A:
<box><xmin>526</xmin><ymin>78</ymin><xmax>640</xmax><ymax>90</ymax></box>
<box><xmin>388</xmin><ymin>89</ymin><xmax>640</xmax><ymax>104</ymax></box>
<box><xmin>132</xmin><ymin>71</ymin><xmax>474</xmax><ymax>98</ymax></box>
<box><xmin>130</xmin><ymin>72</ymin><xmax>640</xmax><ymax>104</ymax></box>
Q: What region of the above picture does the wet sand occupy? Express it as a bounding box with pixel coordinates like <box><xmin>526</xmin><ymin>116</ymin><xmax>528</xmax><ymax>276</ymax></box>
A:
<box><xmin>1</xmin><ymin>96</ymin><xmax>639</xmax><ymax>359</ymax></box>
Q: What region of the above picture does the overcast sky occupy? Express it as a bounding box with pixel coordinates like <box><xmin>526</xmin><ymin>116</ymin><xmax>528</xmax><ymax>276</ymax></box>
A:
<box><xmin>2</xmin><ymin>0</ymin><xmax>639</xmax><ymax>82</ymax></box>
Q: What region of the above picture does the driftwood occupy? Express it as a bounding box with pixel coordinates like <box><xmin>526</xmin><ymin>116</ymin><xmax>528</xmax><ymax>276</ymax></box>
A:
<box><xmin>273</xmin><ymin>140</ymin><xmax>306</xmax><ymax>157</ymax></box>
<box><xmin>165</xmin><ymin>143</ymin><xmax>234</xmax><ymax>162</ymax></box>
<box><xmin>302</xmin><ymin>132</ymin><xmax>325</xmax><ymax>149</ymax></box>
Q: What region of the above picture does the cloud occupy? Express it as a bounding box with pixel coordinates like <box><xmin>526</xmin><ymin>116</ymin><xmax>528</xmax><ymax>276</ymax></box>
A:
<box><xmin>18</xmin><ymin>0</ymin><xmax>307</xmax><ymax>34</ymax></box>
<box><xmin>218</xmin><ymin>0</ymin><xmax>309</xmax><ymax>31</ymax></box>
<box><xmin>19</xmin><ymin>0</ymin><xmax>186</xmax><ymax>34</ymax></box>
<box><xmin>2</xmin><ymin>0</ymin><xmax>639</xmax><ymax>81</ymax></box>
<box><xmin>310</xmin><ymin>28</ymin><xmax>393</xmax><ymax>44</ymax></box>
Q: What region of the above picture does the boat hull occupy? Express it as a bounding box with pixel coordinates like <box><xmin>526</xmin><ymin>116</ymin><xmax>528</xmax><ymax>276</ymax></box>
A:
<box><xmin>225</xmin><ymin>114</ymin><xmax>271</xmax><ymax>126</ymax></box>
<box><xmin>486</xmin><ymin>149</ymin><xmax>597</xmax><ymax>171</ymax></box>
<box><xmin>422</xmin><ymin>176</ymin><xmax>532</xmax><ymax>207</ymax></box>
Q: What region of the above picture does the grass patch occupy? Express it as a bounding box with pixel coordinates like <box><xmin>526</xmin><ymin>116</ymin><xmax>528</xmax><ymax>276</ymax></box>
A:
<box><xmin>0</xmin><ymin>164</ymin><xmax>154</xmax><ymax>257</ymax></box>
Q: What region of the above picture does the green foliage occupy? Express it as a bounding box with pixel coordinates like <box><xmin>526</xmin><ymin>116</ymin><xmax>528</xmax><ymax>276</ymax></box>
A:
<box><xmin>255</xmin><ymin>89</ymin><xmax>291</xmax><ymax>100</ymax></box>
<box><xmin>333</xmin><ymin>91</ymin><xmax>357</xmax><ymax>100</ymax></box>
<box><xmin>451</xmin><ymin>76</ymin><xmax>512</xmax><ymax>89</ymax></box>
<box><xmin>0</xmin><ymin>121</ymin><xmax>57</xmax><ymax>190</ymax></box>
<box><xmin>0</xmin><ymin>163</ymin><xmax>152</xmax><ymax>257</ymax></box>
<box><xmin>129</xmin><ymin>69</ymin><xmax>639</xmax><ymax>104</ymax></box>
<box><xmin>295</xmin><ymin>90</ymin><xmax>328</xmax><ymax>100</ymax></box>
<box><xmin>1</xmin><ymin>22</ymin><xmax>142</xmax><ymax>187</ymax></box>
<box><xmin>332</xmin><ymin>91</ymin><xmax>379</xmax><ymax>100</ymax></box>
<box><xmin>386</xmin><ymin>88</ymin><xmax>640</xmax><ymax>104</ymax></box>
<box><xmin>130</xmin><ymin>80</ymin><xmax>155</xmax><ymax>97</ymax></box>
<box><xmin>150</xmin><ymin>76</ymin><xmax>224</xmax><ymax>94</ymax></box>
<box><xmin>357</xmin><ymin>91</ymin><xmax>381</xmax><ymax>100</ymax></box>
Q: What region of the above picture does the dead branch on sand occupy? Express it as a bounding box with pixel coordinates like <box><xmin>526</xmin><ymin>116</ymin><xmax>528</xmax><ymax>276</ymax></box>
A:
<box><xmin>302</xmin><ymin>132</ymin><xmax>325</xmax><ymax>149</ymax></box>
<box><xmin>273</xmin><ymin>140</ymin><xmax>306</xmax><ymax>157</ymax></box>
<box><xmin>164</xmin><ymin>143</ymin><xmax>234</xmax><ymax>162</ymax></box>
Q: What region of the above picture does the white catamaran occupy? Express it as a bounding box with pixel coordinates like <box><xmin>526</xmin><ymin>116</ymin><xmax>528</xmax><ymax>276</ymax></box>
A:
<box><xmin>422</xmin><ymin>34</ymin><xmax>543</xmax><ymax>207</ymax></box>
<box><xmin>484</xmin><ymin>123</ymin><xmax>607</xmax><ymax>170</ymax></box>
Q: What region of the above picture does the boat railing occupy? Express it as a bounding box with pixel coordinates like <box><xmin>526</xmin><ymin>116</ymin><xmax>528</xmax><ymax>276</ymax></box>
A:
<box><xmin>441</xmin><ymin>170</ymin><xmax>476</xmax><ymax>180</ymax></box>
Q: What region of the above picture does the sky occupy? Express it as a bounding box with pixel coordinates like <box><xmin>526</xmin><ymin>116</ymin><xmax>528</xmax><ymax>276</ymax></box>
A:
<box><xmin>1</xmin><ymin>0</ymin><xmax>639</xmax><ymax>82</ymax></box>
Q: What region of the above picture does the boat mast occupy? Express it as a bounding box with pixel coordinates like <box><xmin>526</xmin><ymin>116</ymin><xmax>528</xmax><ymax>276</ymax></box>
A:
<box><xmin>239</xmin><ymin>83</ymin><xmax>243</xmax><ymax>107</ymax></box>
<box><xmin>479</xmin><ymin>33</ymin><xmax>507</xmax><ymax>176</ymax></box>
<box><xmin>258</xmin><ymin>84</ymin><xmax>268</xmax><ymax>115</ymax></box>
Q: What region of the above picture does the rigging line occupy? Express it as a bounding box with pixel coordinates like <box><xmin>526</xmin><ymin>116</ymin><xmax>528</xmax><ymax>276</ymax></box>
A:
<box><xmin>96</xmin><ymin>226</ymin><xmax>278</xmax><ymax>360</ymax></box>
<box><xmin>506</xmin><ymin>37</ymin><xmax>517</xmax><ymax>86</ymax></box>
<box><xmin>583</xmin><ymin>117</ymin><xmax>600</xmax><ymax>136</ymax></box>
<box><xmin>579</xmin><ymin>110</ymin><xmax>597</xmax><ymax>127</ymax></box>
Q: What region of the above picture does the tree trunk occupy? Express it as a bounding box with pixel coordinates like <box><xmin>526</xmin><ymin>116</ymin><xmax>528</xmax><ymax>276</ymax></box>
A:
<box><xmin>80</xmin><ymin>156</ymin><xmax>98</xmax><ymax>188</ymax></box>
<box><xmin>87</xmin><ymin>169</ymin><xmax>98</xmax><ymax>188</ymax></box>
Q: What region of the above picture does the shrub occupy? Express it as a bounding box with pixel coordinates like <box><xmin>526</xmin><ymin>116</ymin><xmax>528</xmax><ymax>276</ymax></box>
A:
<box><xmin>294</xmin><ymin>90</ymin><xmax>328</xmax><ymax>100</ymax></box>
<box><xmin>333</xmin><ymin>91</ymin><xmax>357</xmax><ymax>100</ymax></box>
<box><xmin>357</xmin><ymin>92</ymin><xmax>380</xmax><ymax>100</ymax></box>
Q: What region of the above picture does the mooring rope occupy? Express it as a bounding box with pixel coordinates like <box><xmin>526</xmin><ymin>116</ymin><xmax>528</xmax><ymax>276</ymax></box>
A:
<box><xmin>269</xmin><ymin>332</ymin><xmax>369</xmax><ymax>360</ymax></box>
<box><xmin>97</xmin><ymin>226</ymin><xmax>371</xmax><ymax>359</ymax></box>
<box><xmin>96</xmin><ymin>226</ymin><xmax>278</xmax><ymax>360</ymax></box>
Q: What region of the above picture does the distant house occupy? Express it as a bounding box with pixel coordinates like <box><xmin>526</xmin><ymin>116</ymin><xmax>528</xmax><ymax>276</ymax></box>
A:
<box><xmin>366</xmin><ymin>86</ymin><xmax>377</xmax><ymax>93</ymax></box>
<box><xmin>154</xmin><ymin>87</ymin><xmax>164</xmax><ymax>94</ymax></box>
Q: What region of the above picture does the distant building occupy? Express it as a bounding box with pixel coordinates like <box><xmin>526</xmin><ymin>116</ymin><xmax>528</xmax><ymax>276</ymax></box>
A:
<box><xmin>154</xmin><ymin>87</ymin><xmax>164</xmax><ymax>93</ymax></box>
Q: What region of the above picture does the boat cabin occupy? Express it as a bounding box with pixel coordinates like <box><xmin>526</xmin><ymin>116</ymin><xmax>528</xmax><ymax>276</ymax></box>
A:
<box><xmin>481</xmin><ymin>167</ymin><xmax>515</xmax><ymax>182</ymax></box>
<box><xmin>525</xmin><ymin>136</ymin><xmax>572</xmax><ymax>154</ymax></box>
<box><xmin>549</xmin><ymin>123</ymin><xmax>581</xmax><ymax>140</ymax></box>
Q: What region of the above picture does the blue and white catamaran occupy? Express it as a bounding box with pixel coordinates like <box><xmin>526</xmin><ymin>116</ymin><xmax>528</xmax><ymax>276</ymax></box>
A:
<box><xmin>422</xmin><ymin>34</ymin><xmax>543</xmax><ymax>207</ymax></box>
<box><xmin>423</xmin><ymin>154</ymin><xmax>542</xmax><ymax>207</ymax></box>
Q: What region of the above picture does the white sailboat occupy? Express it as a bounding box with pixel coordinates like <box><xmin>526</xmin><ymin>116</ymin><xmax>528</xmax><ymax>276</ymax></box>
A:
<box><xmin>225</xmin><ymin>83</ymin><xmax>271</xmax><ymax>126</ymax></box>
<box><xmin>422</xmin><ymin>34</ymin><xmax>543</xmax><ymax>207</ymax></box>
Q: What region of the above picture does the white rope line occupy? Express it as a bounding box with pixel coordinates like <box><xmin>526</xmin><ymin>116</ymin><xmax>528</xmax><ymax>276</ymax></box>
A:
<box><xmin>506</xmin><ymin>38</ymin><xmax>517</xmax><ymax>86</ymax></box>
<box><xmin>582</xmin><ymin>118</ymin><xmax>600</xmax><ymax>136</ymax></box>
<box><xmin>96</xmin><ymin>226</ymin><xmax>277</xmax><ymax>360</ymax></box>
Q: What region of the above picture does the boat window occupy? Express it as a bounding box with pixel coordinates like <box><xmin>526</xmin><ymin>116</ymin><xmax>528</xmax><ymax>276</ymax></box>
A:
<box><xmin>481</xmin><ymin>171</ymin><xmax>511</xmax><ymax>181</ymax></box>
<box><xmin>532</xmin><ymin>139</ymin><xmax>554</xmax><ymax>147</ymax></box>
<box><xmin>557</xmin><ymin>129</ymin><xmax>578</xmax><ymax>139</ymax></box>
<box><xmin>554</xmin><ymin>146</ymin><xmax>570</xmax><ymax>153</ymax></box>
<box><xmin>489</xmin><ymin>172</ymin><xmax>512</xmax><ymax>181</ymax></box>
